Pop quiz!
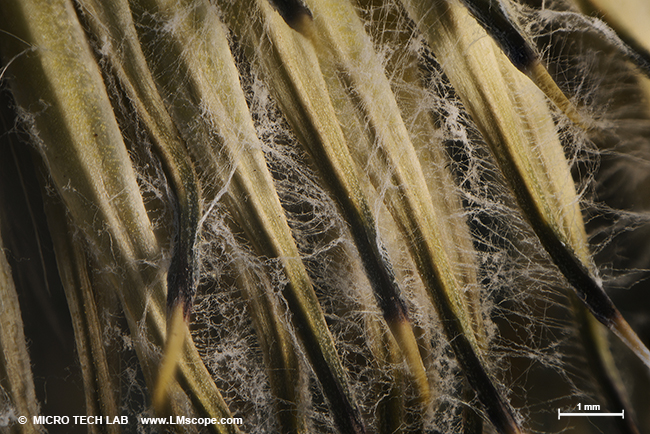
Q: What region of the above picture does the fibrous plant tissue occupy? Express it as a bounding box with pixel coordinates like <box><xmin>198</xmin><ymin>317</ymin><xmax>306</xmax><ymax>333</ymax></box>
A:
<box><xmin>0</xmin><ymin>0</ymin><xmax>649</xmax><ymax>433</ymax></box>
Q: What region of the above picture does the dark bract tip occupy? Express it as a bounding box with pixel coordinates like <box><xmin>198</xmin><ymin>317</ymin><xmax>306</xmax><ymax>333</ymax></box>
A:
<box><xmin>460</xmin><ymin>0</ymin><xmax>537</xmax><ymax>72</ymax></box>
<box><xmin>268</xmin><ymin>0</ymin><xmax>313</xmax><ymax>32</ymax></box>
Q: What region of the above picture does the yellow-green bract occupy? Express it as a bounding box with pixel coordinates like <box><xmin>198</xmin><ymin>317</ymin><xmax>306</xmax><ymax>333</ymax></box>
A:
<box><xmin>1</xmin><ymin>0</ymin><xmax>649</xmax><ymax>433</ymax></box>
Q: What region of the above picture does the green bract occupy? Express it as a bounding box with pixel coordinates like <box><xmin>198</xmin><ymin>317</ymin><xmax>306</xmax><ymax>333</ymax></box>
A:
<box><xmin>1</xmin><ymin>0</ymin><xmax>649</xmax><ymax>433</ymax></box>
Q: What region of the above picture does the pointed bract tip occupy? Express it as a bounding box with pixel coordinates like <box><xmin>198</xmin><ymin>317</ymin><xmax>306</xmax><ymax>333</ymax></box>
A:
<box><xmin>153</xmin><ymin>303</ymin><xmax>188</xmax><ymax>413</ymax></box>
<box><xmin>609</xmin><ymin>311</ymin><xmax>650</xmax><ymax>370</ymax></box>
<box><xmin>388</xmin><ymin>317</ymin><xmax>431</xmax><ymax>404</ymax></box>
<box><xmin>526</xmin><ymin>60</ymin><xmax>592</xmax><ymax>129</ymax></box>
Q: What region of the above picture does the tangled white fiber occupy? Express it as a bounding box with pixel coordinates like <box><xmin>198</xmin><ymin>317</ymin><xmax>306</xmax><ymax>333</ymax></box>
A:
<box><xmin>1</xmin><ymin>0</ymin><xmax>650</xmax><ymax>433</ymax></box>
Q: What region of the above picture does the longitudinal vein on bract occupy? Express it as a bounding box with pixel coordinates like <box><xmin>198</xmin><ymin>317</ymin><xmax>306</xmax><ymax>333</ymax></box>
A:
<box><xmin>73</xmin><ymin>0</ymin><xmax>202</xmax><ymax>412</ymax></box>
<box><xmin>0</xmin><ymin>1</ymin><xmax>237</xmax><ymax>431</ymax></box>
<box><xmin>455</xmin><ymin>0</ymin><xmax>650</xmax><ymax>372</ymax></box>
<box><xmin>126</xmin><ymin>0</ymin><xmax>365</xmax><ymax>432</ymax></box>
<box><xmin>44</xmin><ymin>196</ymin><xmax>120</xmax><ymax>432</ymax></box>
<box><xmin>0</xmin><ymin>225</ymin><xmax>40</xmax><ymax>433</ymax></box>
<box><xmin>402</xmin><ymin>0</ymin><xmax>650</xmax><ymax>404</ymax></box>
<box><xmin>221</xmin><ymin>0</ymin><xmax>431</xmax><ymax>411</ymax></box>
<box><xmin>279</xmin><ymin>1</ymin><xmax>526</xmax><ymax>433</ymax></box>
<box><xmin>458</xmin><ymin>0</ymin><xmax>586</xmax><ymax>127</ymax></box>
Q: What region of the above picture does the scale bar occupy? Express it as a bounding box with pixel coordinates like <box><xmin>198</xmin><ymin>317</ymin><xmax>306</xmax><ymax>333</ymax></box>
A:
<box><xmin>558</xmin><ymin>409</ymin><xmax>624</xmax><ymax>419</ymax></box>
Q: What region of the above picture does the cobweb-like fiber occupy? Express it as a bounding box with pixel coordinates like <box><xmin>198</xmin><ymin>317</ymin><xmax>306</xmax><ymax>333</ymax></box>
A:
<box><xmin>1</xmin><ymin>0</ymin><xmax>650</xmax><ymax>433</ymax></box>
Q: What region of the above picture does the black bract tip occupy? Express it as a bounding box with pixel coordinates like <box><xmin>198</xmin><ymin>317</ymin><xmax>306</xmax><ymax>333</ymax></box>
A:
<box><xmin>166</xmin><ymin>237</ymin><xmax>196</xmax><ymax>319</ymax></box>
<box><xmin>268</xmin><ymin>0</ymin><xmax>313</xmax><ymax>32</ymax></box>
<box><xmin>460</xmin><ymin>0</ymin><xmax>537</xmax><ymax>71</ymax></box>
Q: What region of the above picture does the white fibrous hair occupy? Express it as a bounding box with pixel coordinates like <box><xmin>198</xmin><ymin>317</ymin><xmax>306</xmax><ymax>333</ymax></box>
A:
<box><xmin>0</xmin><ymin>0</ymin><xmax>649</xmax><ymax>433</ymax></box>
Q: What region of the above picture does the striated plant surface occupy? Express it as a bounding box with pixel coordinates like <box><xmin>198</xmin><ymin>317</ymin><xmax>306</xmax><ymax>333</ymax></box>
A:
<box><xmin>1</xmin><ymin>0</ymin><xmax>650</xmax><ymax>433</ymax></box>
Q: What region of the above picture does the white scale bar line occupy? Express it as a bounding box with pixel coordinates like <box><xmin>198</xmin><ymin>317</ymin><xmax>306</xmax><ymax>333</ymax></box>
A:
<box><xmin>558</xmin><ymin>409</ymin><xmax>624</xmax><ymax>419</ymax></box>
